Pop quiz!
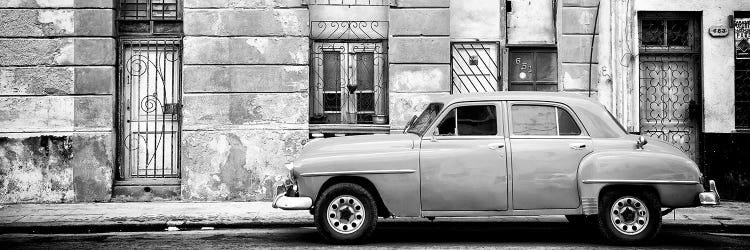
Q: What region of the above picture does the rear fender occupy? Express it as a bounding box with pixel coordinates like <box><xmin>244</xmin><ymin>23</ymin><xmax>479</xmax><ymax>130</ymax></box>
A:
<box><xmin>577</xmin><ymin>150</ymin><xmax>702</xmax><ymax>212</ymax></box>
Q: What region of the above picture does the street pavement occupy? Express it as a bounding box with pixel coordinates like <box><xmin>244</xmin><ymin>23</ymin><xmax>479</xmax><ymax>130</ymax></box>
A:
<box><xmin>1</xmin><ymin>201</ymin><xmax>749</xmax><ymax>233</ymax></box>
<box><xmin>1</xmin><ymin>222</ymin><xmax>749</xmax><ymax>249</ymax></box>
<box><xmin>0</xmin><ymin>201</ymin><xmax>749</xmax><ymax>249</ymax></box>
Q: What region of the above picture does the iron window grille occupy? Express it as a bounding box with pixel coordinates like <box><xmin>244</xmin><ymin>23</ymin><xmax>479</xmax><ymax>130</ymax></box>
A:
<box><xmin>734</xmin><ymin>12</ymin><xmax>750</xmax><ymax>129</ymax></box>
<box><xmin>118</xmin><ymin>0</ymin><xmax>182</xmax><ymax>35</ymax></box>
<box><xmin>451</xmin><ymin>42</ymin><xmax>501</xmax><ymax>94</ymax></box>
<box><xmin>508</xmin><ymin>48</ymin><xmax>559</xmax><ymax>92</ymax></box>
<box><xmin>639</xmin><ymin>14</ymin><xmax>700</xmax><ymax>53</ymax></box>
<box><xmin>310</xmin><ymin>42</ymin><xmax>388</xmax><ymax>125</ymax></box>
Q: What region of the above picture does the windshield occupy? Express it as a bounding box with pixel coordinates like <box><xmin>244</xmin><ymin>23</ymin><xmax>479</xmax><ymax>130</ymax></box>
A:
<box><xmin>407</xmin><ymin>102</ymin><xmax>444</xmax><ymax>135</ymax></box>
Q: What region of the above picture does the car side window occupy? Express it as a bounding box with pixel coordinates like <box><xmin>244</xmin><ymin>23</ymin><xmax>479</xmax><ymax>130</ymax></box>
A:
<box><xmin>436</xmin><ymin>105</ymin><xmax>497</xmax><ymax>136</ymax></box>
<box><xmin>511</xmin><ymin>105</ymin><xmax>582</xmax><ymax>136</ymax></box>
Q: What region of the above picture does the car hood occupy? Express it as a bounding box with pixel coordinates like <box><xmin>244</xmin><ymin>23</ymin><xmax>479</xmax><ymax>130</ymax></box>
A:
<box><xmin>299</xmin><ymin>133</ymin><xmax>419</xmax><ymax>158</ymax></box>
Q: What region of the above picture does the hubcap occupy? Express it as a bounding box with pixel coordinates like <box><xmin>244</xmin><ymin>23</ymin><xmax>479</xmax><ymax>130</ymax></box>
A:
<box><xmin>610</xmin><ymin>196</ymin><xmax>649</xmax><ymax>235</ymax></box>
<box><xmin>326</xmin><ymin>195</ymin><xmax>365</xmax><ymax>234</ymax></box>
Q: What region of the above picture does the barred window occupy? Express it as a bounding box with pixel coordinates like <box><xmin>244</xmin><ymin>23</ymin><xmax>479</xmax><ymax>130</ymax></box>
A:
<box><xmin>310</xmin><ymin>42</ymin><xmax>388</xmax><ymax>126</ymax></box>
<box><xmin>451</xmin><ymin>42</ymin><xmax>500</xmax><ymax>94</ymax></box>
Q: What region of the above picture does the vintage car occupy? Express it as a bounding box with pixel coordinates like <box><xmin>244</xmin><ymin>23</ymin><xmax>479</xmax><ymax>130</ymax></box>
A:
<box><xmin>272</xmin><ymin>92</ymin><xmax>719</xmax><ymax>244</ymax></box>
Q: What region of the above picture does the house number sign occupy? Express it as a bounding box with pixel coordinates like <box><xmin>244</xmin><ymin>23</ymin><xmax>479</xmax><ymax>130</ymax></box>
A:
<box><xmin>709</xmin><ymin>25</ymin><xmax>729</xmax><ymax>37</ymax></box>
<box><xmin>515</xmin><ymin>57</ymin><xmax>531</xmax><ymax>80</ymax></box>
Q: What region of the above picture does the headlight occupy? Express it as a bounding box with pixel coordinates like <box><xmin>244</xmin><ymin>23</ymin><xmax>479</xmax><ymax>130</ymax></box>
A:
<box><xmin>285</xmin><ymin>162</ymin><xmax>294</xmax><ymax>170</ymax></box>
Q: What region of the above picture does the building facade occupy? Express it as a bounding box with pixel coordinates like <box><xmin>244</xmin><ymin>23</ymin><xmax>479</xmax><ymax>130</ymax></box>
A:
<box><xmin>0</xmin><ymin>0</ymin><xmax>747</xmax><ymax>203</ymax></box>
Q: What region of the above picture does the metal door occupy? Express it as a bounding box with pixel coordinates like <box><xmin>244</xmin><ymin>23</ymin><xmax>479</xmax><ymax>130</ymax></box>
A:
<box><xmin>420</xmin><ymin>103</ymin><xmax>508</xmax><ymax>211</ymax></box>
<box><xmin>119</xmin><ymin>39</ymin><xmax>182</xmax><ymax>180</ymax></box>
<box><xmin>451</xmin><ymin>42</ymin><xmax>500</xmax><ymax>93</ymax></box>
<box><xmin>639</xmin><ymin>56</ymin><xmax>699</xmax><ymax>160</ymax></box>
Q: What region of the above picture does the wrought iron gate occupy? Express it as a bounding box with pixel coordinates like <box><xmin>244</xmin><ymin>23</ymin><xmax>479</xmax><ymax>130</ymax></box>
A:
<box><xmin>638</xmin><ymin>12</ymin><xmax>701</xmax><ymax>161</ymax></box>
<box><xmin>119</xmin><ymin>38</ymin><xmax>182</xmax><ymax>179</ymax></box>
<box><xmin>451</xmin><ymin>42</ymin><xmax>500</xmax><ymax>94</ymax></box>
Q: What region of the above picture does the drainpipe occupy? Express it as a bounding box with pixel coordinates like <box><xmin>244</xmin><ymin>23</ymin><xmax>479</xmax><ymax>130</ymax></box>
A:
<box><xmin>588</xmin><ymin>1</ymin><xmax>601</xmax><ymax>97</ymax></box>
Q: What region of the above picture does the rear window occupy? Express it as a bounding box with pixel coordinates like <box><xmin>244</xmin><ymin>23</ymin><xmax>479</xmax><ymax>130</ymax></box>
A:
<box><xmin>511</xmin><ymin>105</ymin><xmax>582</xmax><ymax>136</ymax></box>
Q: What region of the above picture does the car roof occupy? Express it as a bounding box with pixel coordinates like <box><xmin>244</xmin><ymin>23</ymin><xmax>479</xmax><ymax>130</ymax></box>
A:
<box><xmin>434</xmin><ymin>91</ymin><xmax>597</xmax><ymax>106</ymax></box>
<box><xmin>430</xmin><ymin>91</ymin><xmax>627</xmax><ymax>138</ymax></box>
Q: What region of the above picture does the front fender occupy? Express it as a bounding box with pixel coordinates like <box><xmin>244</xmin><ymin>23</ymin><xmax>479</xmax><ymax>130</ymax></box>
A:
<box><xmin>578</xmin><ymin>150</ymin><xmax>703</xmax><ymax>210</ymax></box>
<box><xmin>292</xmin><ymin>134</ymin><xmax>421</xmax><ymax>217</ymax></box>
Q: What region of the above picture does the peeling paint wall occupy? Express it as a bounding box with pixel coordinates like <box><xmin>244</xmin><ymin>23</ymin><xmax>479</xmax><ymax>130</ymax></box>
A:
<box><xmin>180</xmin><ymin>0</ymin><xmax>310</xmax><ymax>201</ymax></box>
<box><xmin>389</xmin><ymin>0</ymin><xmax>452</xmax><ymax>132</ymax></box>
<box><xmin>0</xmin><ymin>0</ymin><xmax>115</xmax><ymax>204</ymax></box>
<box><xmin>560</xmin><ymin>0</ymin><xmax>600</xmax><ymax>98</ymax></box>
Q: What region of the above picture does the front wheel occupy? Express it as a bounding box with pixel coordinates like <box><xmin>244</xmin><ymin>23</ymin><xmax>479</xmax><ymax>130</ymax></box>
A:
<box><xmin>314</xmin><ymin>183</ymin><xmax>378</xmax><ymax>244</ymax></box>
<box><xmin>597</xmin><ymin>190</ymin><xmax>661</xmax><ymax>244</ymax></box>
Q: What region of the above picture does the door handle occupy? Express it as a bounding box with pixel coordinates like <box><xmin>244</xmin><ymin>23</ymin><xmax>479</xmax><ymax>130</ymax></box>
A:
<box><xmin>488</xmin><ymin>143</ymin><xmax>505</xmax><ymax>150</ymax></box>
<box><xmin>569</xmin><ymin>143</ymin><xmax>586</xmax><ymax>150</ymax></box>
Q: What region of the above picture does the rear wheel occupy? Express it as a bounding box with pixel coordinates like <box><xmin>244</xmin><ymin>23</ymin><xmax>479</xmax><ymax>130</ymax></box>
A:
<box><xmin>597</xmin><ymin>190</ymin><xmax>661</xmax><ymax>244</ymax></box>
<box><xmin>314</xmin><ymin>183</ymin><xmax>378</xmax><ymax>244</ymax></box>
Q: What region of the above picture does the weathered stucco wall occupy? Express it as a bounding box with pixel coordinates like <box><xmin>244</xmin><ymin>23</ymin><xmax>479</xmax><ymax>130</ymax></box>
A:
<box><xmin>389</xmin><ymin>0</ymin><xmax>451</xmax><ymax>131</ymax></box>
<box><xmin>0</xmin><ymin>0</ymin><xmax>115</xmax><ymax>203</ymax></box>
<box><xmin>181</xmin><ymin>0</ymin><xmax>310</xmax><ymax>201</ymax></box>
<box><xmin>560</xmin><ymin>0</ymin><xmax>600</xmax><ymax>97</ymax></box>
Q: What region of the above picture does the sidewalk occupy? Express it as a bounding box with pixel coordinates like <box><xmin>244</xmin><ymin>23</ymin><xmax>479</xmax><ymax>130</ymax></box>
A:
<box><xmin>1</xmin><ymin>201</ymin><xmax>749</xmax><ymax>233</ymax></box>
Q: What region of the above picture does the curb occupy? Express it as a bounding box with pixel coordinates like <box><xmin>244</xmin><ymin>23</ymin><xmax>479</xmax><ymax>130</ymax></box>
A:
<box><xmin>1</xmin><ymin>219</ymin><xmax>748</xmax><ymax>234</ymax></box>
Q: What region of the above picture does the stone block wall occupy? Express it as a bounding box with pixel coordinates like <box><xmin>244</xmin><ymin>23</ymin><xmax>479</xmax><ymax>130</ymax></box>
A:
<box><xmin>180</xmin><ymin>0</ymin><xmax>310</xmax><ymax>201</ymax></box>
<box><xmin>388</xmin><ymin>0</ymin><xmax>451</xmax><ymax>131</ymax></box>
<box><xmin>559</xmin><ymin>0</ymin><xmax>599</xmax><ymax>96</ymax></box>
<box><xmin>0</xmin><ymin>0</ymin><xmax>115</xmax><ymax>203</ymax></box>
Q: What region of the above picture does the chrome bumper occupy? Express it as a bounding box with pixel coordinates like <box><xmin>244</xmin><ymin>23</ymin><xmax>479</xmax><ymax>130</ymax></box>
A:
<box><xmin>271</xmin><ymin>176</ymin><xmax>312</xmax><ymax>210</ymax></box>
<box><xmin>699</xmin><ymin>180</ymin><xmax>720</xmax><ymax>205</ymax></box>
<box><xmin>272</xmin><ymin>193</ymin><xmax>313</xmax><ymax>210</ymax></box>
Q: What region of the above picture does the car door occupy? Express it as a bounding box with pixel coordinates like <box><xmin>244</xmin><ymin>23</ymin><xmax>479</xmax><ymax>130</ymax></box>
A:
<box><xmin>420</xmin><ymin>102</ymin><xmax>509</xmax><ymax>211</ymax></box>
<box><xmin>508</xmin><ymin>102</ymin><xmax>592</xmax><ymax>210</ymax></box>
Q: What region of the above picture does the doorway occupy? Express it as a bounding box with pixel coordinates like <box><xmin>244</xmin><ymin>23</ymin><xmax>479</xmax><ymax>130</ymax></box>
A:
<box><xmin>638</xmin><ymin>12</ymin><xmax>701</xmax><ymax>161</ymax></box>
<box><xmin>118</xmin><ymin>39</ymin><xmax>183</xmax><ymax>183</ymax></box>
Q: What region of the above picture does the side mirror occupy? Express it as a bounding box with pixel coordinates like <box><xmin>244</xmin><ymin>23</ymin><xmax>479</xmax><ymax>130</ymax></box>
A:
<box><xmin>403</xmin><ymin>115</ymin><xmax>417</xmax><ymax>134</ymax></box>
<box><xmin>635</xmin><ymin>136</ymin><xmax>648</xmax><ymax>150</ymax></box>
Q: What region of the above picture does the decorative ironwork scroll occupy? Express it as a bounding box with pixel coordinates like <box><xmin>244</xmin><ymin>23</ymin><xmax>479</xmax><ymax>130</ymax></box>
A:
<box><xmin>638</xmin><ymin>12</ymin><xmax>701</xmax><ymax>161</ymax></box>
<box><xmin>311</xmin><ymin>21</ymin><xmax>388</xmax><ymax>40</ymax></box>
